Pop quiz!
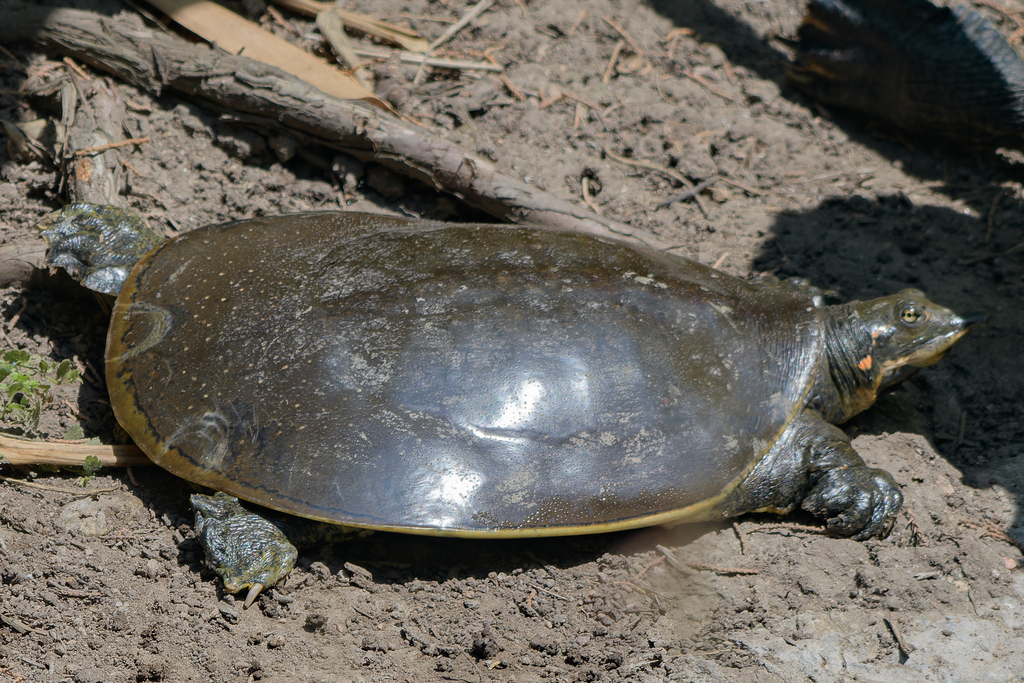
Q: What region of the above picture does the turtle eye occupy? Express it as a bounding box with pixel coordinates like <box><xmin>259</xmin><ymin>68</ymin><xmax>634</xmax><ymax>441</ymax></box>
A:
<box><xmin>899</xmin><ymin>305</ymin><xmax>925</xmax><ymax>326</ymax></box>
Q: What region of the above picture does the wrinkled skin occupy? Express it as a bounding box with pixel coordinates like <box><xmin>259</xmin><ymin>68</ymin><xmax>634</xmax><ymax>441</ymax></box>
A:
<box><xmin>40</xmin><ymin>204</ymin><xmax>985</xmax><ymax>605</ymax></box>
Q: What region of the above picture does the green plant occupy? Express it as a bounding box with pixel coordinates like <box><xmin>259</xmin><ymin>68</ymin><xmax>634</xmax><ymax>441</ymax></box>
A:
<box><xmin>0</xmin><ymin>349</ymin><xmax>80</xmax><ymax>432</ymax></box>
<box><xmin>78</xmin><ymin>454</ymin><xmax>102</xmax><ymax>486</ymax></box>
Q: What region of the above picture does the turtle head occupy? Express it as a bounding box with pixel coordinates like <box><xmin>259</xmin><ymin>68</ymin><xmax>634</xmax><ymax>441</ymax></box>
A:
<box><xmin>854</xmin><ymin>289</ymin><xmax>987</xmax><ymax>390</ymax></box>
<box><xmin>821</xmin><ymin>289</ymin><xmax>986</xmax><ymax>421</ymax></box>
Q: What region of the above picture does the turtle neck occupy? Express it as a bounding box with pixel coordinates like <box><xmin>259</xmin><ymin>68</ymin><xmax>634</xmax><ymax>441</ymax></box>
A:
<box><xmin>811</xmin><ymin>303</ymin><xmax>883</xmax><ymax>423</ymax></box>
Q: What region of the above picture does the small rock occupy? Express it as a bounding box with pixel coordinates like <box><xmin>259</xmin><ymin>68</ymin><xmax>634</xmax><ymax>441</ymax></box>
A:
<box><xmin>529</xmin><ymin>635</ymin><xmax>560</xmax><ymax>657</ymax></box>
<box><xmin>269</xmin><ymin>134</ymin><xmax>297</xmax><ymax>163</ymax></box>
<box><xmin>996</xmin><ymin>443</ymin><xmax>1024</xmax><ymax>459</ymax></box>
<box><xmin>304</xmin><ymin>613</ymin><xmax>328</xmax><ymax>631</ymax></box>
<box><xmin>59</xmin><ymin>499</ymin><xmax>109</xmax><ymax>537</ymax></box>
<box><xmin>219</xmin><ymin>603</ymin><xmax>240</xmax><ymax>624</ymax></box>
<box><xmin>136</xmin><ymin>653</ymin><xmax>170</xmax><ymax>681</ymax></box>
<box><xmin>215</xmin><ymin>127</ymin><xmax>266</xmax><ymax>159</ymax></box>
<box><xmin>106</xmin><ymin>609</ymin><xmax>129</xmax><ymax>632</ymax></box>
<box><xmin>361</xmin><ymin>634</ymin><xmax>395</xmax><ymax>652</ymax></box>
<box><xmin>58</xmin><ymin>495</ymin><xmax>142</xmax><ymax>537</ymax></box>
<box><xmin>144</xmin><ymin>559</ymin><xmax>164</xmax><ymax>580</ymax></box>
<box><xmin>74</xmin><ymin>667</ymin><xmax>109</xmax><ymax>683</ymax></box>
<box><xmin>743</xmin><ymin>79</ymin><xmax>780</xmax><ymax>104</ymax></box>
<box><xmin>266</xmin><ymin>634</ymin><xmax>286</xmax><ymax>649</ymax></box>
<box><xmin>308</xmin><ymin>561</ymin><xmax>331</xmax><ymax>581</ymax></box>
<box><xmin>470</xmin><ymin>628</ymin><xmax>501</xmax><ymax>659</ymax></box>
<box><xmin>709</xmin><ymin>186</ymin><xmax>732</xmax><ymax>203</ymax></box>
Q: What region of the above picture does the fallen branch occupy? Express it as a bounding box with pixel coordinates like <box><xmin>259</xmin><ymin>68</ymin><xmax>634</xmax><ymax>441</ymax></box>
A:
<box><xmin>0</xmin><ymin>6</ymin><xmax>670</xmax><ymax>252</ymax></box>
<box><xmin>0</xmin><ymin>434</ymin><xmax>150</xmax><ymax>467</ymax></box>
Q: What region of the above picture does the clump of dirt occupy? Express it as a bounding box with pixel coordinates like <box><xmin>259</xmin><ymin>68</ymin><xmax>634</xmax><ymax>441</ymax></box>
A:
<box><xmin>1</xmin><ymin>1</ymin><xmax>1022</xmax><ymax>681</ymax></box>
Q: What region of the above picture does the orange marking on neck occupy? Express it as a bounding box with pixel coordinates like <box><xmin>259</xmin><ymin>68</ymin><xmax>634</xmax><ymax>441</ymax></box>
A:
<box><xmin>857</xmin><ymin>355</ymin><xmax>873</xmax><ymax>371</ymax></box>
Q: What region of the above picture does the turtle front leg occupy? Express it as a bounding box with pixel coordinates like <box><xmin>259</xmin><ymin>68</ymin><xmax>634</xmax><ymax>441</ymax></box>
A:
<box><xmin>712</xmin><ymin>410</ymin><xmax>902</xmax><ymax>539</ymax></box>
<box><xmin>39</xmin><ymin>203</ymin><xmax>163</xmax><ymax>295</ymax></box>
<box><xmin>797</xmin><ymin>414</ymin><xmax>903</xmax><ymax>540</ymax></box>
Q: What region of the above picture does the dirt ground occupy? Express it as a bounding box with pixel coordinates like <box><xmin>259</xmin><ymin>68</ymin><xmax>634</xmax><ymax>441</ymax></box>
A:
<box><xmin>1</xmin><ymin>0</ymin><xmax>1023</xmax><ymax>681</ymax></box>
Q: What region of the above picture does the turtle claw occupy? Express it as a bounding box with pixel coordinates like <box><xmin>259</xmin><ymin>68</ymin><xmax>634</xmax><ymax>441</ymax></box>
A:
<box><xmin>801</xmin><ymin>466</ymin><xmax>903</xmax><ymax>540</ymax></box>
<box><xmin>243</xmin><ymin>583</ymin><xmax>265</xmax><ymax>609</ymax></box>
<box><xmin>192</xmin><ymin>492</ymin><xmax>298</xmax><ymax>605</ymax></box>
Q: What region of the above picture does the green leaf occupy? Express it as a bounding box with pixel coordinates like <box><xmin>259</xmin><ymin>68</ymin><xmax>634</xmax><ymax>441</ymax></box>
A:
<box><xmin>3</xmin><ymin>349</ymin><xmax>30</xmax><ymax>364</ymax></box>
<box><xmin>55</xmin><ymin>360</ymin><xmax>77</xmax><ymax>383</ymax></box>
<box><xmin>82</xmin><ymin>454</ymin><xmax>102</xmax><ymax>476</ymax></box>
<box><xmin>62</xmin><ymin>424</ymin><xmax>85</xmax><ymax>440</ymax></box>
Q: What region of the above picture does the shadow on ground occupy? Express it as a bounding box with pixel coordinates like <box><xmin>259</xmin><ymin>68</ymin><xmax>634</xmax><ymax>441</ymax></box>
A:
<box><xmin>649</xmin><ymin>0</ymin><xmax>1024</xmax><ymax>223</ymax></box>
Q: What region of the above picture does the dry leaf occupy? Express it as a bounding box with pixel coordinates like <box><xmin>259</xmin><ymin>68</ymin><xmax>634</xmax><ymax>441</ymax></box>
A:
<box><xmin>147</xmin><ymin>0</ymin><xmax>382</xmax><ymax>105</ymax></box>
<box><xmin>271</xmin><ymin>0</ymin><xmax>430</xmax><ymax>52</ymax></box>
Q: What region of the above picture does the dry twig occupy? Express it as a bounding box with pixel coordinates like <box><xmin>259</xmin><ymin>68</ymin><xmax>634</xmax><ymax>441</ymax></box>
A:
<box><xmin>317</xmin><ymin>10</ymin><xmax>373</xmax><ymax>92</ymax></box>
<box><xmin>748</xmin><ymin>522</ymin><xmax>828</xmax><ymax>536</ymax></box>
<box><xmin>352</xmin><ymin>46</ymin><xmax>501</xmax><ymax>72</ymax></box>
<box><xmin>682</xmin><ymin>70</ymin><xmax>734</xmax><ymax>102</ymax></box>
<box><xmin>603</xmin><ymin>41</ymin><xmax>626</xmax><ymax>84</ymax></box>
<box><xmin>0</xmin><ymin>475</ymin><xmax>119</xmax><ymax>496</ymax></box>
<box><xmin>963</xmin><ymin>518</ymin><xmax>1024</xmax><ymax>552</ymax></box>
<box><xmin>656</xmin><ymin>176</ymin><xmax>720</xmax><ymax>208</ymax></box>
<box><xmin>601</xmin><ymin>16</ymin><xmax>642</xmax><ymax>53</ymax></box>
<box><xmin>72</xmin><ymin>136</ymin><xmax>150</xmax><ymax>157</ymax></box>
<box><xmin>602</xmin><ymin>147</ymin><xmax>709</xmax><ymax>216</ymax></box>
<box><xmin>414</xmin><ymin>0</ymin><xmax>494</xmax><ymax>84</ymax></box>
<box><xmin>581</xmin><ymin>176</ymin><xmax>602</xmax><ymax>215</ymax></box>
<box><xmin>883</xmin><ymin>614</ymin><xmax>916</xmax><ymax>658</ymax></box>
<box><xmin>732</xmin><ymin>522</ymin><xmax>747</xmax><ymax>554</ymax></box>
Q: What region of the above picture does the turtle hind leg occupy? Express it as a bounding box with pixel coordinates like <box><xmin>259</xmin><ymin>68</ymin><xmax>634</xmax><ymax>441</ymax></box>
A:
<box><xmin>38</xmin><ymin>203</ymin><xmax>163</xmax><ymax>295</ymax></box>
<box><xmin>711</xmin><ymin>409</ymin><xmax>902</xmax><ymax>540</ymax></box>
<box><xmin>192</xmin><ymin>492</ymin><xmax>297</xmax><ymax>607</ymax></box>
<box><xmin>191</xmin><ymin>492</ymin><xmax>360</xmax><ymax>607</ymax></box>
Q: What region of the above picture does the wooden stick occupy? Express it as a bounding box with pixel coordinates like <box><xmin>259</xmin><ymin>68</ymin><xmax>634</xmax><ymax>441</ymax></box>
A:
<box><xmin>316</xmin><ymin>9</ymin><xmax>373</xmax><ymax>92</ymax></box>
<box><xmin>414</xmin><ymin>0</ymin><xmax>494</xmax><ymax>85</ymax></box>
<box><xmin>429</xmin><ymin>0</ymin><xmax>494</xmax><ymax>51</ymax></box>
<box><xmin>352</xmin><ymin>46</ymin><xmax>502</xmax><ymax>72</ymax></box>
<box><xmin>72</xmin><ymin>136</ymin><xmax>151</xmax><ymax>157</ymax></box>
<box><xmin>0</xmin><ymin>434</ymin><xmax>150</xmax><ymax>467</ymax></box>
<box><xmin>656</xmin><ymin>176</ymin><xmax>720</xmax><ymax>208</ymax></box>
<box><xmin>0</xmin><ymin>7</ymin><xmax>671</xmax><ymax>253</ymax></box>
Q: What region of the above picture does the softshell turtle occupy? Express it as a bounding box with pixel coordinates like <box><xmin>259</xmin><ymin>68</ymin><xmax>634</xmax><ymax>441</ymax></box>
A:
<box><xmin>39</xmin><ymin>203</ymin><xmax>984</xmax><ymax>606</ymax></box>
<box><xmin>791</xmin><ymin>0</ymin><xmax>1024</xmax><ymax>146</ymax></box>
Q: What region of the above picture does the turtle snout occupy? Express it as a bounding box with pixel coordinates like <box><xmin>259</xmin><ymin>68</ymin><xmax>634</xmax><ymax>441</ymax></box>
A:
<box><xmin>958</xmin><ymin>312</ymin><xmax>989</xmax><ymax>330</ymax></box>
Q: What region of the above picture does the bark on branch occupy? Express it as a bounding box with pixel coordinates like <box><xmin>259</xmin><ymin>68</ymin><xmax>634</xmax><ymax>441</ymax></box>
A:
<box><xmin>0</xmin><ymin>6</ymin><xmax>673</xmax><ymax>252</ymax></box>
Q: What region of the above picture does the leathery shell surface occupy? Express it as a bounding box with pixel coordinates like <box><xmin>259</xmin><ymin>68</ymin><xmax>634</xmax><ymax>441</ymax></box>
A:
<box><xmin>106</xmin><ymin>212</ymin><xmax>823</xmax><ymax>536</ymax></box>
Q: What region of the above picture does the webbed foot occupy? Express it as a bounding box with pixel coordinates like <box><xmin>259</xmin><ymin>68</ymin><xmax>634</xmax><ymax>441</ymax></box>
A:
<box><xmin>801</xmin><ymin>466</ymin><xmax>902</xmax><ymax>540</ymax></box>
<box><xmin>39</xmin><ymin>203</ymin><xmax>163</xmax><ymax>295</ymax></box>
<box><xmin>192</xmin><ymin>492</ymin><xmax>298</xmax><ymax>607</ymax></box>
